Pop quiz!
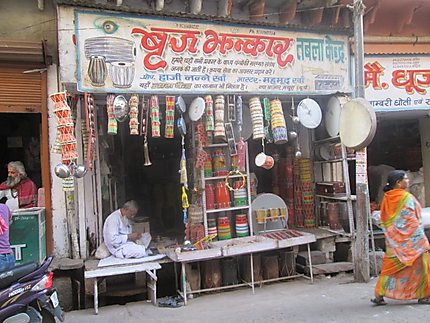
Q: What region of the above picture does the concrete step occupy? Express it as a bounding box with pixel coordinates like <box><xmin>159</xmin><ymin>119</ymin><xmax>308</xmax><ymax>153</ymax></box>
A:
<box><xmin>297</xmin><ymin>261</ymin><xmax>353</xmax><ymax>275</ymax></box>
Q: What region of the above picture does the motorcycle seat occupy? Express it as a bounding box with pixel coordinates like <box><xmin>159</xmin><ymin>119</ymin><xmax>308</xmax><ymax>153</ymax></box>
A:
<box><xmin>0</xmin><ymin>262</ymin><xmax>39</xmax><ymax>290</ymax></box>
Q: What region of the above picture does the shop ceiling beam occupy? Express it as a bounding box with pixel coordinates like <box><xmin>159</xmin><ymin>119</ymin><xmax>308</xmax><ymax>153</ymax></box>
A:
<box><xmin>394</xmin><ymin>1</ymin><xmax>418</xmax><ymax>34</ymax></box>
<box><xmin>38</xmin><ymin>0</ymin><xmax>44</xmax><ymax>10</ymax></box>
<box><xmin>218</xmin><ymin>0</ymin><xmax>233</xmax><ymax>17</ymax></box>
<box><xmin>363</xmin><ymin>36</ymin><xmax>430</xmax><ymax>44</ymax></box>
<box><xmin>152</xmin><ymin>0</ymin><xmax>164</xmax><ymax>11</ymax></box>
<box><xmin>189</xmin><ymin>0</ymin><xmax>203</xmax><ymax>14</ymax></box>
<box><xmin>279</xmin><ymin>0</ymin><xmax>297</xmax><ymax>25</ymax></box>
<box><xmin>248</xmin><ymin>0</ymin><xmax>266</xmax><ymax>21</ymax></box>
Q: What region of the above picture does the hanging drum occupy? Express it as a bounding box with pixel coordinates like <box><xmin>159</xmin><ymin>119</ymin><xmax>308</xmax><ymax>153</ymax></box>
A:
<box><xmin>326</xmin><ymin>95</ymin><xmax>349</xmax><ymax>138</ymax></box>
<box><xmin>269</xmin><ymin>98</ymin><xmax>288</xmax><ymax>144</ymax></box>
<box><xmin>339</xmin><ymin>98</ymin><xmax>377</xmax><ymax>150</ymax></box>
<box><xmin>249</xmin><ymin>97</ymin><xmax>265</xmax><ymax>140</ymax></box>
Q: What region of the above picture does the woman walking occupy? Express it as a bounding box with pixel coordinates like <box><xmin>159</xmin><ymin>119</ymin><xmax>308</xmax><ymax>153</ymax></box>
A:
<box><xmin>372</xmin><ymin>170</ymin><xmax>430</xmax><ymax>305</ymax></box>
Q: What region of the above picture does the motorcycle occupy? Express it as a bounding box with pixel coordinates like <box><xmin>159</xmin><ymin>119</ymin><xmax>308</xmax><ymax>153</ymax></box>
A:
<box><xmin>0</xmin><ymin>256</ymin><xmax>65</xmax><ymax>323</ymax></box>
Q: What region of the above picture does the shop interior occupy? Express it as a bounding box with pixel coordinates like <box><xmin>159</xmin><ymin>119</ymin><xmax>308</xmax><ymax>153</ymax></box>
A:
<box><xmin>0</xmin><ymin>113</ymin><xmax>42</xmax><ymax>188</ymax></box>
<box><xmin>367</xmin><ymin>115</ymin><xmax>423</xmax><ymax>208</ymax></box>
<box><xmin>93</xmin><ymin>93</ymin><xmax>352</xmax><ymax>240</ymax></box>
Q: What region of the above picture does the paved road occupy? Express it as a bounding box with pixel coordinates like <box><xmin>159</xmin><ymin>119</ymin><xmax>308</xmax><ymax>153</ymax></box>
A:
<box><xmin>64</xmin><ymin>274</ymin><xmax>430</xmax><ymax>323</ymax></box>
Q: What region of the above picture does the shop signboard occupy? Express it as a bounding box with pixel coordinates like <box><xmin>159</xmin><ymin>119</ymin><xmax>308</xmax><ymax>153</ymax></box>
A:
<box><xmin>72</xmin><ymin>10</ymin><xmax>351</xmax><ymax>95</ymax></box>
<box><xmin>9</xmin><ymin>207</ymin><xmax>47</xmax><ymax>265</ymax></box>
<box><xmin>365</xmin><ymin>55</ymin><xmax>430</xmax><ymax>111</ymax></box>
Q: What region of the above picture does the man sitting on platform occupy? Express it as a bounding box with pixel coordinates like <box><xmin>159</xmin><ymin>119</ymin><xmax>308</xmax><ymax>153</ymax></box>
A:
<box><xmin>103</xmin><ymin>200</ymin><xmax>152</xmax><ymax>259</ymax></box>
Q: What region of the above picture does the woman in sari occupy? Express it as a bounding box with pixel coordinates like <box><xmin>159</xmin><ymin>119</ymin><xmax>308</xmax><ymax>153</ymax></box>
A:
<box><xmin>372</xmin><ymin>170</ymin><xmax>430</xmax><ymax>305</ymax></box>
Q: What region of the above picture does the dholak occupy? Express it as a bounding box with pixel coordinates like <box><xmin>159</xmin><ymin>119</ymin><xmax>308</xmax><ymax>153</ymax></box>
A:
<box><xmin>240</xmin><ymin>254</ymin><xmax>262</xmax><ymax>282</ymax></box>
<box><xmin>279</xmin><ymin>250</ymin><xmax>296</xmax><ymax>277</ymax></box>
<box><xmin>327</xmin><ymin>202</ymin><xmax>342</xmax><ymax>230</ymax></box>
<box><xmin>262</xmin><ymin>254</ymin><xmax>279</xmax><ymax>280</ymax></box>
<box><xmin>184</xmin><ymin>263</ymin><xmax>201</xmax><ymax>292</ymax></box>
<box><xmin>202</xmin><ymin>259</ymin><xmax>222</xmax><ymax>289</ymax></box>
<box><xmin>221</xmin><ymin>257</ymin><xmax>238</xmax><ymax>286</ymax></box>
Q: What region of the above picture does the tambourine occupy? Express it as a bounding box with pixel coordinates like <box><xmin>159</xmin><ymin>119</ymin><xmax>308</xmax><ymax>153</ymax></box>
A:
<box><xmin>225</xmin><ymin>170</ymin><xmax>246</xmax><ymax>191</ymax></box>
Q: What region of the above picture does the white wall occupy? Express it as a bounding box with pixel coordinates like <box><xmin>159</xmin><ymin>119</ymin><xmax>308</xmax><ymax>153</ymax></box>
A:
<box><xmin>47</xmin><ymin>64</ymin><xmax>70</xmax><ymax>257</ymax></box>
<box><xmin>420</xmin><ymin>118</ymin><xmax>430</xmax><ymax>207</ymax></box>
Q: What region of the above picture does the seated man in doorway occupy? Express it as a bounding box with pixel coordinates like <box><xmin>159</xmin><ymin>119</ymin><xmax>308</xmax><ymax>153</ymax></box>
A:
<box><xmin>0</xmin><ymin>161</ymin><xmax>38</xmax><ymax>211</ymax></box>
<box><xmin>103</xmin><ymin>200</ymin><xmax>152</xmax><ymax>259</ymax></box>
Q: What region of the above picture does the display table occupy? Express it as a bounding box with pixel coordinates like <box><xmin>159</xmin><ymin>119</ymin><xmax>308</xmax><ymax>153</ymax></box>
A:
<box><xmin>84</xmin><ymin>260</ymin><xmax>161</xmax><ymax>314</ymax></box>
<box><xmin>166</xmin><ymin>230</ymin><xmax>316</xmax><ymax>305</ymax></box>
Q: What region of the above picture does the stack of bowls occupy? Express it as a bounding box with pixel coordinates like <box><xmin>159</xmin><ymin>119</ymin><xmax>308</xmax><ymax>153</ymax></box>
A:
<box><xmin>217</xmin><ymin>216</ymin><xmax>232</xmax><ymax>240</ymax></box>
<box><xmin>298</xmin><ymin>158</ymin><xmax>315</xmax><ymax>228</ymax></box>
<box><xmin>270</xmin><ymin>99</ymin><xmax>288</xmax><ymax>144</ymax></box>
<box><xmin>249</xmin><ymin>97</ymin><xmax>265</xmax><ymax>140</ymax></box>
<box><xmin>235</xmin><ymin>214</ymin><xmax>249</xmax><ymax>237</ymax></box>
<box><xmin>208</xmin><ymin>218</ymin><xmax>218</xmax><ymax>239</ymax></box>
<box><xmin>214</xmin><ymin>95</ymin><xmax>226</xmax><ymax>140</ymax></box>
<box><xmin>205</xmin><ymin>95</ymin><xmax>214</xmax><ymax>131</ymax></box>
<box><xmin>233</xmin><ymin>180</ymin><xmax>248</xmax><ymax>206</ymax></box>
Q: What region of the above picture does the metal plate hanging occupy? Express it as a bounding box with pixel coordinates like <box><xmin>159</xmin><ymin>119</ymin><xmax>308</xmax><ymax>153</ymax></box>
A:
<box><xmin>175</xmin><ymin>95</ymin><xmax>187</xmax><ymax>114</ymax></box>
<box><xmin>177</xmin><ymin>116</ymin><xmax>187</xmax><ymax>136</ymax></box>
<box><xmin>188</xmin><ymin>97</ymin><xmax>205</xmax><ymax>121</ymax></box>
<box><xmin>297</xmin><ymin>98</ymin><xmax>322</xmax><ymax>129</ymax></box>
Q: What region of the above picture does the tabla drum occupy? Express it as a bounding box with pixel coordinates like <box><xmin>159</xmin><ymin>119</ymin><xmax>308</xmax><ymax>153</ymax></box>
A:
<box><xmin>87</xmin><ymin>55</ymin><xmax>107</xmax><ymax>86</ymax></box>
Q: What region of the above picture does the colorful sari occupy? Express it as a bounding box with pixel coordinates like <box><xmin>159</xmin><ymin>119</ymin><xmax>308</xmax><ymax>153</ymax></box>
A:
<box><xmin>375</xmin><ymin>189</ymin><xmax>430</xmax><ymax>300</ymax></box>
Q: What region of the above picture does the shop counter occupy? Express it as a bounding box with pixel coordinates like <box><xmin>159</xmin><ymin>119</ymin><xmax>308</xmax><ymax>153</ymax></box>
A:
<box><xmin>166</xmin><ymin>230</ymin><xmax>316</xmax><ymax>305</ymax></box>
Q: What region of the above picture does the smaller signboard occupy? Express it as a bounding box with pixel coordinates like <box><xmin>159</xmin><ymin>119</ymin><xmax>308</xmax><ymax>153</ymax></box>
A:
<box><xmin>365</xmin><ymin>55</ymin><xmax>430</xmax><ymax>111</ymax></box>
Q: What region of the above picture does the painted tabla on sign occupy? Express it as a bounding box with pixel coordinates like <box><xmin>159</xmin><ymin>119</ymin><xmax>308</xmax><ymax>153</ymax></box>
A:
<box><xmin>365</xmin><ymin>55</ymin><xmax>430</xmax><ymax>111</ymax></box>
<box><xmin>75</xmin><ymin>10</ymin><xmax>351</xmax><ymax>94</ymax></box>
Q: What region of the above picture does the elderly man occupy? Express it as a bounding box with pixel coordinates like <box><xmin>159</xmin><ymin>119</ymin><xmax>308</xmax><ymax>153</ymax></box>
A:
<box><xmin>103</xmin><ymin>200</ymin><xmax>152</xmax><ymax>259</ymax></box>
<box><xmin>0</xmin><ymin>161</ymin><xmax>38</xmax><ymax>211</ymax></box>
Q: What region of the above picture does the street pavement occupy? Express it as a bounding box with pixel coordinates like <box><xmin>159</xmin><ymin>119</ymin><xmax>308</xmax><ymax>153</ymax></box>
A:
<box><xmin>64</xmin><ymin>274</ymin><xmax>430</xmax><ymax>323</ymax></box>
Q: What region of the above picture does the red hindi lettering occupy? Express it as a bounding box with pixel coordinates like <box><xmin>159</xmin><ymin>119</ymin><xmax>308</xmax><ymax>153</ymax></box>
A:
<box><xmin>131</xmin><ymin>27</ymin><xmax>168</xmax><ymax>71</ymax></box>
<box><xmin>392</xmin><ymin>69</ymin><xmax>429</xmax><ymax>95</ymax></box>
<box><xmin>364</xmin><ymin>62</ymin><xmax>384</xmax><ymax>89</ymax></box>
<box><xmin>272</xmin><ymin>38</ymin><xmax>294</xmax><ymax>67</ymax></box>
<box><xmin>151</xmin><ymin>27</ymin><xmax>200</xmax><ymax>54</ymax></box>
<box><xmin>203</xmin><ymin>30</ymin><xmax>234</xmax><ymax>54</ymax></box>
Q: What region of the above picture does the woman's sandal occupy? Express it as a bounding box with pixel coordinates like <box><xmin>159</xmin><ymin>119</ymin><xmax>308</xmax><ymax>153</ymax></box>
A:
<box><xmin>370</xmin><ymin>297</ymin><xmax>387</xmax><ymax>306</ymax></box>
<box><xmin>418</xmin><ymin>298</ymin><xmax>430</xmax><ymax>304</ymax></box>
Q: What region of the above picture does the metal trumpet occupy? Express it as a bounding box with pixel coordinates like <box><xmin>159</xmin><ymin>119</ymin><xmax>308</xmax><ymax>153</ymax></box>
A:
<box><xmin>143</xmin><ymin>137</ymin><xmax>152</xmax><ymax>166</ymax></box>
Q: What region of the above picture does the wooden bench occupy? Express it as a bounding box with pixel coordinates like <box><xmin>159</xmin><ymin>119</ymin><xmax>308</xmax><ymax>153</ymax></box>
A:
<box><xmin>84</xmin><ymin>262</ymin><xmax>161</xmax><ymax>314</ymax></box>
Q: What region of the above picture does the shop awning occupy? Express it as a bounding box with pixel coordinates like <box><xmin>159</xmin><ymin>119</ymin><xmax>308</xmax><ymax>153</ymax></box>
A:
<box><xmin>0</xmin><ymin>40</ymin><xmax>51</xmax><ymax>65</ymax></box>
<box><xmin>375</xmin><ymin>107</ymin><xmax>430</xmax><ymax>120</ymax></box>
